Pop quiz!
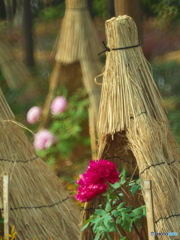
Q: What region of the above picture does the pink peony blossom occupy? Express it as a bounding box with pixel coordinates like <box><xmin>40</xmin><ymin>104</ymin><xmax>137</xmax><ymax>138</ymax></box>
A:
<box><xmin>77</xmin><ymin>159</ymin><xmax>120</xmax><ymax>186</ymax></box>
<box><xmin>26</xmin><ymin>106</ymin><xmax>42</xmax><ymax>124</ymax></box>
<box><xmin>76</xmin><ymin>159</ymin><xmax>120</xmax><ymax>202</ymax></box>
<box><xmin>76</xmin><ymin>183</ymin><xmax>108</xmax><ymax>202</ymax></box>
<box><xmin>51</xmin><ymin>96</ymin><xmax>67</xmax><ymax>115</ymax></box>
<box><xmin>33</xmin><ymin>129</ymin><xmax>57</xmax><ymax>150</ymax></box>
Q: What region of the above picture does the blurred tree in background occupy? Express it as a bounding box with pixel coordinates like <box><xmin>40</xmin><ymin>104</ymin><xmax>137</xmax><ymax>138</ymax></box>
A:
<box><xmin>23</xmin><ymin>0</ymin><xmax>34</xmax><ymax>67</ymax></box>
<box><xmin>114</xmin><ymin>0</ymin><xmax>142</xmax><ymax>41</ymax></box>
<box><xmin>141</xmin><ymin>0</ymin><xmax>180</xmax><ymax>25</ymax></box>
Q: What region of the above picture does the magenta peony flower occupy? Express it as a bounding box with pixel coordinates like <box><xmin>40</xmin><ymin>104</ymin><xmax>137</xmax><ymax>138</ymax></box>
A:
<box><xmin>26</xmin><ymin>106</ymin><xmax>42</xmax><ymax>124</ymax></box>
<box><xmin>76</xmin><ymin>183</ymin><xmax>108</xmax><ymax>202</ymax></box>
<box><xmin>51</xmin><ymin>96</ymin><xmax>67</xmax><ymax>115</ymax></box>
<box><xmin>33</xmin><ymin>129</ymin><xmax>57</xmax><ymax>150</ymax></box>
<box><xmin>77</xmin><ymin>159</ymin><xmax>120</xmax><ymax>186</ymax></box>
<box><xmin>76</xmin><ymin>159</ymin><xmax>120</xmax><ymax>202</ymax></box>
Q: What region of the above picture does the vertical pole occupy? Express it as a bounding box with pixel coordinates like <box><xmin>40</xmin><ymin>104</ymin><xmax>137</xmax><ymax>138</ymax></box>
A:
<box><xmin>23</xmin><ymin>0</ymin><xmax>34</xmax><ymax>68</ymax></box>
<box><xmin>114</xmin><ymin>0</ymin><xmax>142</xmax><ymax>42</ymax></box>
<box><xmin>3</xmin><ymin>174</ymin><xmax>9</xmax><ymax>240</ymax></box>
<box><xmin>144</xmin><ymin>180</ymin><xmax>155</xmax><ymax>240</ymax></box>
<box><xmin>4</xmin><ymin>0</ymin><xmax>14</xmax><ymax>27</ymax></box>
<box><xmin>107</xmin><ymin>0</ymin><xmax>115</xmax><ymax>17</ymax></box>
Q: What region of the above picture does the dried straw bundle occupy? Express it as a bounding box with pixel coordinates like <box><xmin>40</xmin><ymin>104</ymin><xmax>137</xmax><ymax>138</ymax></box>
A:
<box><xmin>56</xmin><ymin>0</ymin><xmax>102</xmax><ymax>64</ymax></box>
<box><xmin>41</xmin><ymin>0</ymin><xmax>103</xmax><ymax>129</ymax></box>
<box><xmin>97</xmin><ymin>15</ymin><xmax>180</xmax><ymax>237</ymax></box>
<box><xmin>127</xmin><ymin>117</ymin><xmax>180</xmax><ymax>234</ymax></box>
<box><xmin>0</xmin><ymin>89</ymin><xmax>80</xmax><ymax>240</ymax></box>
<box><xmin>55</xmin><ymin>0</ymin><xmax>102</xmax><ymax>116</ymax></box>
<box><xmin>98</xmin><ymin>16</ymin><xmax>166</xmax><ymax>135</ymax></box>
<box><xmin>80</xmin><ymin>15</ymin><xmax>148</xmax><ymax>239</ymax></box>
<box><xmin>81</xmin><ymin>59</ymin><xmax>102</xmax><ymax>118</ymax></box>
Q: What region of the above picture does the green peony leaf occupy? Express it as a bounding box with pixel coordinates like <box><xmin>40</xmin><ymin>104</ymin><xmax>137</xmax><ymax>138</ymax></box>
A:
<box><xmin>130</xmin><ymin>184</ymin><xmax>141</xmax><ymax>194</ymax></box>
<box><xmin>95</xmin><ymin>209</ymin><xmax>106</xmax><ymax>216</ymax></box>
<box><xmin>110</xmin><ymin>181</ymin><xmax>121</xmax><ymax>189</ymax></box>
<box><xmin>81</xmin><ymin>221</ymin><xmax>90</xmax><ymax>231</ymax></box>
<box><xmin>112</xmin><ymin>209</ymin><xmax>120</xmax><ymax>217</ymax></box>
<box><xmin>117</xmin><ymin>202</ymin><xmax>125</xmax><ymax>210</ymax></box>
<box><xmin>105</xmin><ymin>202</ymin><xmax>111</xmax><ymax>212</ymax></box>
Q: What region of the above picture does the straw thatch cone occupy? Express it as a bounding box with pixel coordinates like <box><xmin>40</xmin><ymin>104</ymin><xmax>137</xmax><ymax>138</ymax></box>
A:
<box><xmin>80</xmin><ymin>16</ymin><xmax>149</xmax><ymax>240</ymax></box>
<box><xmin>97</xmin><ymin>15</ymin><xmax>180</xmax><ymax>237</ymax></box>
<box><xmin>98</xmin><ymin>16</ymin><xmax>165</xmax><ymax>135</ymax></box>
<box><xmin>55</xmin><ymin>0</ymin><xmax>103</xmax><ymax>116</ymax></box>
<box><xmin>41</xmin><ymin>0</ymin><xmax>103</xmax><ymax>130</ymax></box>
<box><xmin>0</xmin><ymin>89</ymin><xmax>80</xmax><ymax>240</ymax></box>
<box><xmin>56</xmin><ymin>0</ymin><xmax>102</xmax><ymax>64</ymax></box>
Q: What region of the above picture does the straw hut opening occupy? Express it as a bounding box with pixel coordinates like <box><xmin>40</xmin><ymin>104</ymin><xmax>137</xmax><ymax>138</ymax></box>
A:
<box><xmin>0</xmin><ymin>89</ymin><xmax>80</xmax><ymax>240</ymax></box>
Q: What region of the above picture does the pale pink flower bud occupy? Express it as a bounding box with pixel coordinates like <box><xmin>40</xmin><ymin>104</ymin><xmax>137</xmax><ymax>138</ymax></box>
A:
<box><xmin>33</xmin><ymin>129</ymin><xmax>57</xmax><ymax>150</ymax></box>
<box><xmin>27</xmin><ymin>106</ymin><xmax>42</xmax><ymax>124</ymax></box>
<box><xmin>51</xmin><ymin>96</ymin><xmax>67</xmax><ymax>115</ymax></box>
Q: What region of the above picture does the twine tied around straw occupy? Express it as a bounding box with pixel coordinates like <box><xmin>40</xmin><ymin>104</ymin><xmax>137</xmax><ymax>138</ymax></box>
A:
<box><xmin>0</xmin><ymin>196</ymin><xmax>69</xmax><ymax>211</ymax></box>
<box><xmin>98</xmin><ymin>41</ymin><xmax>140</xmax><ymax>55</ymax></box>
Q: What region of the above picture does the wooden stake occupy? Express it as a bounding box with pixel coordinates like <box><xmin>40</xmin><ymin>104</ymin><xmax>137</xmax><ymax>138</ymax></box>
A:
<box><xmin>144</xmin><ymin>180</ymin><xmax>155</xmax><ymax>240</ymax></box>
<box><xmin>3</xmin><ymin>174</ymin><xmax>9</xmax><ymax>240</ymax></box>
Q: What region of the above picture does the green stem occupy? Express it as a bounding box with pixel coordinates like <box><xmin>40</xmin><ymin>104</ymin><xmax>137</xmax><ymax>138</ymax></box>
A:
<box><xmin>121</xmin><ymin>186</ymin><xmax>135</xmax><ymax>206</ymax></box>
<box><xmin>133</xmin><ymin>223</ymin><xmax>144</xmax><ymax>240</ymax></box>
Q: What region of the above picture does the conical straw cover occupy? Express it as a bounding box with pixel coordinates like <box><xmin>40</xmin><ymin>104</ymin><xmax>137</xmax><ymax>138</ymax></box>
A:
<box><xmin>0</xmin><ymin>89</ymin><xmax>80</xmax><ymax>240</ymax></box>
<box><xmin>96</xmin><ymin>15</ymin><xmax>180</xmax><ymax>237</ymax></box>
<box><xmin>56</xmin><ymin>0</ymin><xmax>102</xmax><ymax>63</ymax></box>
<box><xmin>98</xmin><ymin>15</ymin><xmax>166</xmax><ymax>135</ymax></box>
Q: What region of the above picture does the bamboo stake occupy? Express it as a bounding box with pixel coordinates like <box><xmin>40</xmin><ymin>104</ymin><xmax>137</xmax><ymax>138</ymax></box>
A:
<box><xmin>3</xmin><ymin>174</ymin><xmax>9</xmax><ymax>240</ymax></box>
<box><xmin>144</xmin><ymin>180</ymin><xmax>155</xmax><ymax>240</ymax></box>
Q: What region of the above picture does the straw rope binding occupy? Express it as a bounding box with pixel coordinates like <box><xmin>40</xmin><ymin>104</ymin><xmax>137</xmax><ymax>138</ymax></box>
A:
<box><xmin>98</xmin><ymin>41</ymin><xmax>140</xmax><ymax>55</ymax></box>
<box><xmin>0</xmin><ymin>197</ymin><xmax>69</xmax><ymax>211</ymax></box>
<box><xmin>140</xmin><ymin>159</ymin><xmax>180</xmax><ymax>174</ymax></box>
<box><xmin>0</xmin><ymin>156</ymin><xmax>38</xmax><ymax>163</ymax></box>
